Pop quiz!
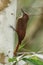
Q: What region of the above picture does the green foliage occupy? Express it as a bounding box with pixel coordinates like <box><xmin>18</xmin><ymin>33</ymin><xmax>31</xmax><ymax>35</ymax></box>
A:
<box><xmin>18</xmin><ymin>43</ymin><xmax>26</xmax><ymax>51</ymax></box>
<box><xmin>8</xmin><ymin>57</ymin><xmax>17</xmax><ymax>62</ymax></box>
<box><xmin>22</xmin><ymin>56</ymin><xmax>43</xmax><ymax>65</ymax></box>
<box><xmin>8</xmin><ymin>55</ymin><xmax>43</xmax><ymax>65</ymax></box>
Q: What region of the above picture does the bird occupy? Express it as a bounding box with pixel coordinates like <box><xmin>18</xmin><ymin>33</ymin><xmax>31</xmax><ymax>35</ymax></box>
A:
<box><xmin>10</xmin><ymin>9</ymin><xmax>29</xmax><ymax>56</ymax></box>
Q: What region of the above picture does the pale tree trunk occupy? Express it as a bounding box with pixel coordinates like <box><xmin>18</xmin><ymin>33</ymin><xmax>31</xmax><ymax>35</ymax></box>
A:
<box><xmin>0</xmin><ymin>0</ymin><xmax>17</xmax><ymax>65</ymax></box>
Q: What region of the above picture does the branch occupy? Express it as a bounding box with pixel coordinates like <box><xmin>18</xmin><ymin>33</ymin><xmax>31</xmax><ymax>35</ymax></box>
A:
<box><xmin>10</xmin><ymin>25</ymin><xmax>18</xmax><ymax>34</ymax></box>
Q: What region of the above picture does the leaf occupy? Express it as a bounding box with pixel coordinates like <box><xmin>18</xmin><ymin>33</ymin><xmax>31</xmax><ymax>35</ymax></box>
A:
<box><xmin>8</xmin><ymin>57</ymin><xmax>17</xmax><ymax>62</ymax></box>
<box><xmin>22</xmin><ymin>56</ymin><xmax>43</xmax><ymax>65</ymax></box>
<box><xmin>18</xmin><ymin>43</ymin><xmax>26</xmax><ymax>51</ymax></box>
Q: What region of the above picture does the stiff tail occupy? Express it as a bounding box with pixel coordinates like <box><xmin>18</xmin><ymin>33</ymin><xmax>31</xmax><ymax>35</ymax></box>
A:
<box><xmin>14</xmin><ymin>42</ymin><xmax>20</xmax><ymax>56</ymax></box>
<box><xmin>10</xmin><ymin>25</ymin><xmax>21</xmax><ymax>56</ymax></box>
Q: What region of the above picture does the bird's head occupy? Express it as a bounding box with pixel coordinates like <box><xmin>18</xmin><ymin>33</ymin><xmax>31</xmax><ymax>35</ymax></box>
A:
<box><xmin>21</xmin><ymin>8</ymin><xmax>29</xmax><ymax>22</ymax></box>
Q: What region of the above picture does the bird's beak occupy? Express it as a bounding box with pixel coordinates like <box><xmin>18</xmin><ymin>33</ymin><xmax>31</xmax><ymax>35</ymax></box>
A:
<box><xmin>21</xmin><ymin>8</ymin><xmax>25</xmax><ymax>14</ymax></box>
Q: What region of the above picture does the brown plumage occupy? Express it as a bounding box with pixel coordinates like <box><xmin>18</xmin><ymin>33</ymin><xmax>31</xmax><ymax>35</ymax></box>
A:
<box><xmin>10</xmin><ymin>9</ymin><xmax>29</xmax><ymax>56</ymax></box>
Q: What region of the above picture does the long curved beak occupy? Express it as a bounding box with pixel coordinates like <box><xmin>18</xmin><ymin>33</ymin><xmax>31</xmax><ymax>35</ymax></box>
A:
<box><xmin>21</xmin><ymin>8</ymin><xmax>25</xmax><ymax>14</ymax></box>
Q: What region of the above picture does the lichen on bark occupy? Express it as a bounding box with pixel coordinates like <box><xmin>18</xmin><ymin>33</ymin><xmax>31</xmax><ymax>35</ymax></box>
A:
<box><xmin>0</xmin><ymin>0</ymin><xmax>11</xmax><ymax>11</ymax></box>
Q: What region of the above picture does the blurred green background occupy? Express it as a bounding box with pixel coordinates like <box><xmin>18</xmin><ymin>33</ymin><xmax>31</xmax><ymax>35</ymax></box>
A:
<box><xmin>15</xmin><ymin>0</ymin><xmax>43</xmax><ymax>53</ymax></box>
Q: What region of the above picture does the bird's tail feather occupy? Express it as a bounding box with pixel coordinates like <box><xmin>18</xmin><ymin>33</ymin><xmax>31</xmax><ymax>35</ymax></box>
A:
<box><xmin>14</xmin><ymin>42</ymin><xmax>20</xmax><ymax>56</ymax></box>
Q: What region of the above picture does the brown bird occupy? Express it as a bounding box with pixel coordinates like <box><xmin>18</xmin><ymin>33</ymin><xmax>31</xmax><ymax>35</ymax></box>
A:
<box><xmin>10</xmin><ymin>9</ymin><xmax>29</xmax><ymax>56</ymax></box>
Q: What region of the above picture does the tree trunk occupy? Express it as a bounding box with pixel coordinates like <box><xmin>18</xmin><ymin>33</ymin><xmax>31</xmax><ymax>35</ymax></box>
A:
<box><xmin>0</xmin><ymin>0</ymin><xmax>17</xmax><ymax>65</ymax></box>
